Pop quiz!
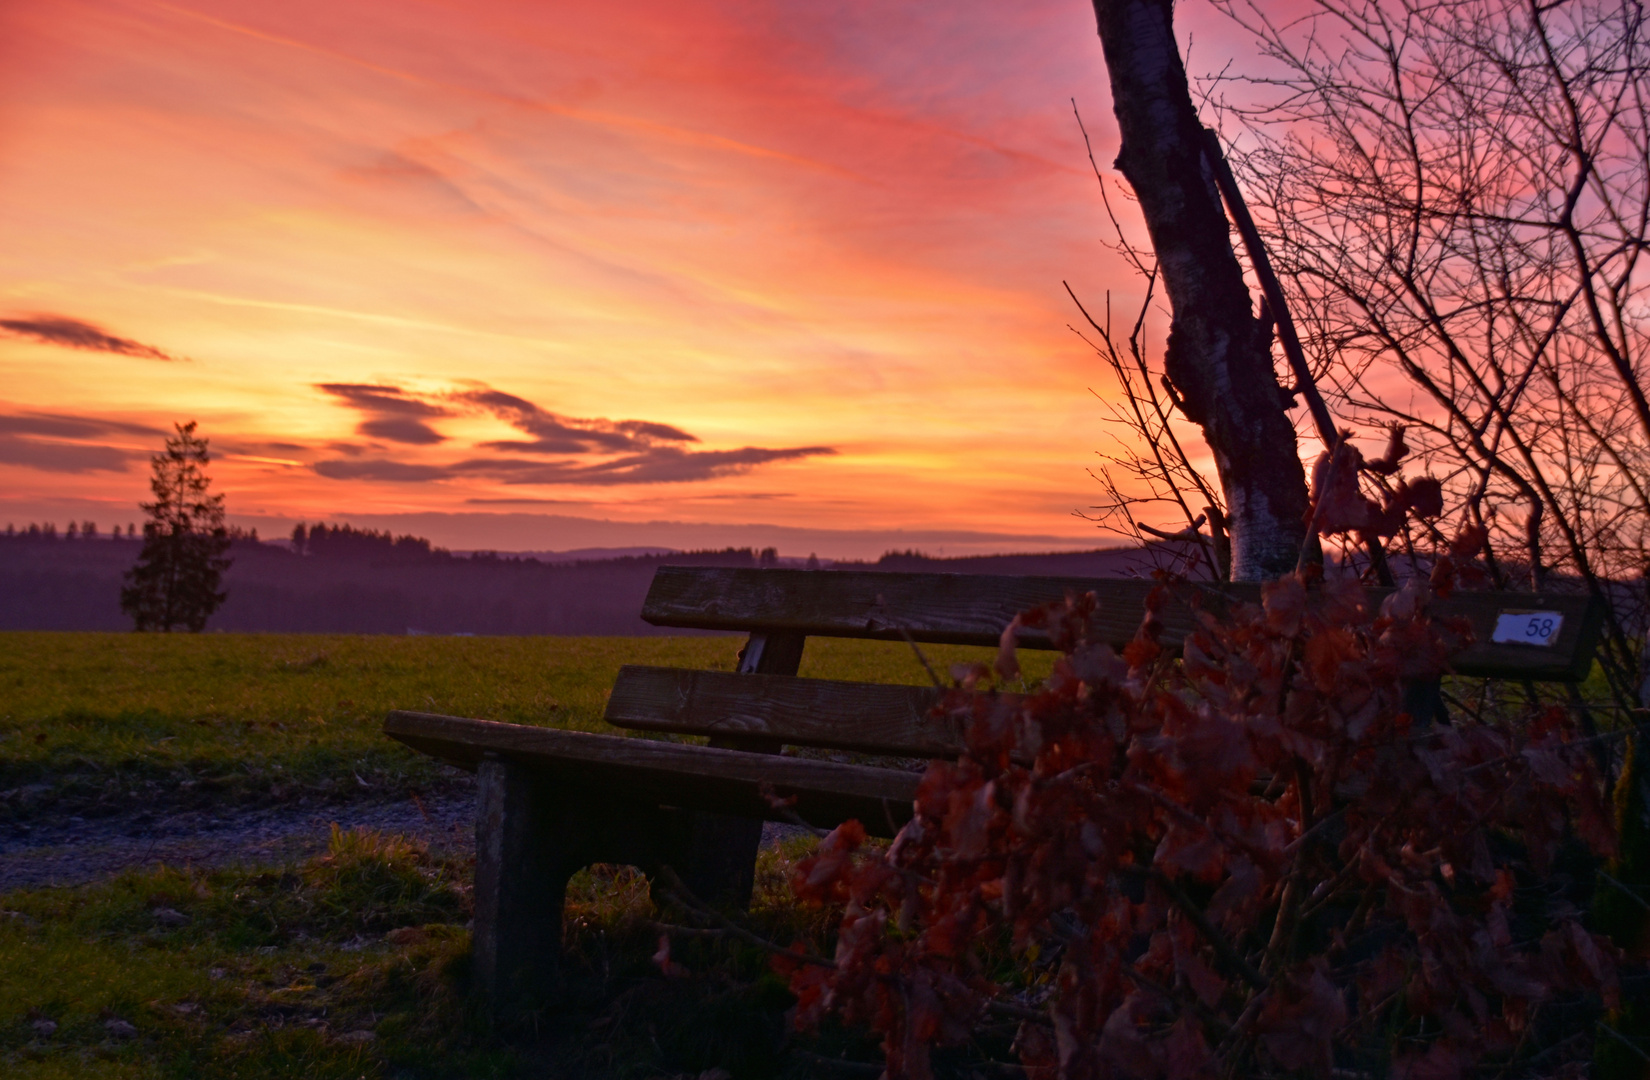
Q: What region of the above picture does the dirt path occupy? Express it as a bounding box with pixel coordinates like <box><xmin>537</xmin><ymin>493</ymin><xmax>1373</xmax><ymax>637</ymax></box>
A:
<box><xmin>0</xmin><ymin>783</ymin><xmax>478</xmax><ymax>892</ymax></box>
<box><xmin>0</xmin><ymin>778</ymin><xmax>806</xmax><ymax>893</ymax></box>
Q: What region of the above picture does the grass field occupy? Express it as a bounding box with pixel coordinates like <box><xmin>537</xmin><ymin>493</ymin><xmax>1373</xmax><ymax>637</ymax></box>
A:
<box><xmin>1</xmin><ymin>630</ymin><xmax>1604</xmax><ymax>1077</ymax></box>
<box><xmin>0</xmin><ymin>631</ymin><xmax>1049</xmax><ymax>819</ymax></box>
<box><xmin>2</xmin><ymin>630</ymin><xmax>1036</xmax><ymax>1077</ymax></box>
<box><xmin>0</xmin><ymin>824</ymin><xmax>858</xmax><ymax>1079</ymax></box>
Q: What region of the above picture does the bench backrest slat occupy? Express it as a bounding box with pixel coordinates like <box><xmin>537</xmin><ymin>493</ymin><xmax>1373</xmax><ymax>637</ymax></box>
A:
<box><xmin>641</xmin><ymin>567</ymin><xmax>1604</xmax><ymax>681</ymax></box>
<box><xmin>642</xmin><ymin>567</ymin><xmax>1171</xmax><ymax>648</ymax></box>
<box><xmin>605</xmin><ymin>665</ymin><xmax>982</xmax><ymax>757</ymax></box>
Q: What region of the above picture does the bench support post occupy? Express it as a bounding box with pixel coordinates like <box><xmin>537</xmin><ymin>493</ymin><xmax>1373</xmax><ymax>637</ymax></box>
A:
<box><xmin>673</xmin><ymin>810</ymin><xmax>762</xmax><ymax>907</ymax></box>
<box><xmin>474</xmin><ymin>754</ymin><xmax>567</xmax><ymax>1007</ymax></box>
<box><xmin>1401</xmin><ymin>677</ymin><xmax>1448</xmax><ymax>728</ymax></box>
<box><xmin>665</xmin><ymin>630</ymin><xmax>808</xmax><ymax>910</ymax></box>
<box><xmin>474</xmin><ymin>754</ymin><xmax>735</xmax><ymax>1006</ymax></box>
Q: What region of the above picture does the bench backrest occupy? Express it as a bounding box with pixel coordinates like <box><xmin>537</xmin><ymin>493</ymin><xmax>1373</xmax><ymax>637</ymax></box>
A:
<box><xmin>601</xmin><ymin>567</ymin><xmax>1605</xmax><ymax>758</ymax></box>
<box><xmin>638</xmin><ymin>567</ymin><xmax>1603</xmax><ymax>680</ymax></box>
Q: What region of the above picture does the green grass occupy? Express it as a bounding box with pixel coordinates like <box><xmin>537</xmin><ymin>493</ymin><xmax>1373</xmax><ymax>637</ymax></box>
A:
<box><xmin>0</xmin><ymin>631</ymin><xmax>1048</xmax><ymax>818</ymax></box>
<box><xmin>0</xmin><ymin>630</ymin><xmax>1055</xmax><ymax>1075</ymax></box>
<box><xmin>0</xmin><ymin>824</ymin><xmax>859</xmax><ymax>1079</ymax></box>
<box><xmin>0</xmin><ymin>826</ymin><xmax>487</xmax><ymax>1079</ymax></box>
<box><xmin>1</xmin><ymin>630</ymin><xmax>999</xmax><ymax>1074</ymax></box>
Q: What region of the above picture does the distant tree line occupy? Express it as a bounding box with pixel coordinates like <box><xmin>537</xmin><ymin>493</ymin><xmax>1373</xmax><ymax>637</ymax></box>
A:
<box><xmin>290</xmin><ymin>522</ymin><xmax>449</xmax><ymax>562</ymax></box>
<box><xmin>4</xmin><ymin>521</ymin><xmax>140</xmax><ymax>540</ymax></box>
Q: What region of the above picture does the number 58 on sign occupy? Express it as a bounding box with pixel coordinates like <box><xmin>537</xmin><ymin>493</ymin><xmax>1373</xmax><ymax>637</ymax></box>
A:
<box><xmin>1491</xmin><ymin>610</ymin><xmax>1563</xmax><ymax>647</ymax></box>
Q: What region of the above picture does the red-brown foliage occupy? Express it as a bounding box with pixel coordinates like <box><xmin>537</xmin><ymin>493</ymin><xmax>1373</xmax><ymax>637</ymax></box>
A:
<box><xmin>785</xmin><ymin>565</ymin><xmax>1618</xmax><ymax>1079</ymax></box>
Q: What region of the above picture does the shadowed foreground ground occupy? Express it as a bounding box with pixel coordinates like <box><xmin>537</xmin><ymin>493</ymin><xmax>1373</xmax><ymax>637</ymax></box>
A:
<box><xmin>0</xmin><ymin>785</ymin><xmax>476</xmax><ymax>893</ymax></box>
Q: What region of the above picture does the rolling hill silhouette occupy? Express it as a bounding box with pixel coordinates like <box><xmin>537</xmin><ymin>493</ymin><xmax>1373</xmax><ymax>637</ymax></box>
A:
<box><xmin>0</xmin><ymin>525</ymin><xmax>1189</xmax><ymax>635</ymax></box>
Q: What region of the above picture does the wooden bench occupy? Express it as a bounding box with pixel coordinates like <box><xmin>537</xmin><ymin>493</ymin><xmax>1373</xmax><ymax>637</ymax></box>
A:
<box><xmin>383</xmin><ymin>566</ymin><xmax>1604</xmax><ymax>1004</ymax></box>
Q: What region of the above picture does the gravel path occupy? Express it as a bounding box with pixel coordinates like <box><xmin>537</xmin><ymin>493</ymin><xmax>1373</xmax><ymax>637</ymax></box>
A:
<box><xmin>0</xmin><ymin>785</ymin><xmax>479</xmax><ymax>892</ymax></box>
<box><xmin>0</xmin><ymin>779</ymin><xmax>805</xmax><ymax>893</ymax></box>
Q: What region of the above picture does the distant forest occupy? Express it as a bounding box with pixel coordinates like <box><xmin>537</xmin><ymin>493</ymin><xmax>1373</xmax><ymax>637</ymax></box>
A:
<box><xmin>0</xmin><ymin>521</ymin><xmax>1175</xmax><ymax>634</ymax></box>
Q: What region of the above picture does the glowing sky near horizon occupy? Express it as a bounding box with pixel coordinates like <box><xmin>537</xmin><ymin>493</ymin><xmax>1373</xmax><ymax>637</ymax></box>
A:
<box><xmin>0</xmin><ymin>0</ymin><xmax>1223</xmax><ymax>554</ymax></box>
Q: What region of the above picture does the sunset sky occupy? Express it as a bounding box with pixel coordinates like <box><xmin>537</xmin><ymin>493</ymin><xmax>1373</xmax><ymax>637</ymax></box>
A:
<box><xmin>0</xmin><ymin>0</ymin><xmax>1246</xmax><ymax>557</ymax></box>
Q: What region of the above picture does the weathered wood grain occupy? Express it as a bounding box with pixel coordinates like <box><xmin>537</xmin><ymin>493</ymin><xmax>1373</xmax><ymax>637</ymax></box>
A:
<box><xmin>472</xmin><ymin>757</ymin><xmax>564</xmax><ymax>1002</ymax></box>
<box><xmin>605</xmin><ymin>665</ymin><xmax>967</xmax><ymax>757</ymax></box>
<box><xmin>640</xmin><ymin>567</ymin><xmax>1603</xmax><ymax>680</ymax></box>
<box><xmin>384</xmin><ymin>710</ymin><xmax>917</xmax><ymax>835</ymax></box>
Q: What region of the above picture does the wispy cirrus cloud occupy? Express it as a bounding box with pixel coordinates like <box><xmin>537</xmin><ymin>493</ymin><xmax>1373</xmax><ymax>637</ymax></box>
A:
<box><xmin>455</xmin><ymin>388</ymin><xmax>698</xmax><ymax>454</ymax></box>
<box><xmin>310</xmin><ymin>382</ymin><xmax>834</xmax><ymax>486</ymax></box>
<box><xmin>0</xmin><ymin>411</ymin><xmax>162</xmax><ymax>474</ymax></box>
<box><xmin>0</xmin><ymin>315</ymin><xmax>179</xmax><ymax>361</ymax></box>
<box><xmin>312</xmin><ymin>444</ymin><xmax>834</xmax><ymax>486</ymax></box>
<box><xmin>0</xmin><ymin>412</ymin><xmax>165</xmax><ymax>440</ymax></box>
<box><xmin>0</xmin><ymin>436</ymin><xmax>133</xmax><ymax>474</ymax></box>
<box><xmin>317</xmin><ymin>383</ymin><xmax>451</xmax><ymax>445</ymax></box>
<box><xmin>467</xmin><ymin>444</ymin><xmax>834</xmax><ymax>485</ymax></box>
<box><xmin>313</xmin><ymin>459</ymin><xmax>449</xmax><ymax>482</ymax></box>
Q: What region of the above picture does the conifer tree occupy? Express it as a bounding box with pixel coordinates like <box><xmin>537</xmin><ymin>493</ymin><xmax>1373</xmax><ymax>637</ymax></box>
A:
<box><xmin>120</xmin><ymin>421</ymin><xmax>233</xmax><ymax>631</ymax></box>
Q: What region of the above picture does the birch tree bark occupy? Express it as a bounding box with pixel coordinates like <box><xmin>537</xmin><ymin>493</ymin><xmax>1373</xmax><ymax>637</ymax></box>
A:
<box><xmin>1090</xmin><ymin>0</ymin><xmax>1309</xmax><ymax>580</ymax></box>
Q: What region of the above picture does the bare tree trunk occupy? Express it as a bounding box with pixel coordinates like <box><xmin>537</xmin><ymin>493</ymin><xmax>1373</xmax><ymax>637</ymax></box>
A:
<box><xmin>1090</xmin><ymin>0</ymin><xmax>1309</xmax><ymax>581</ymax></box>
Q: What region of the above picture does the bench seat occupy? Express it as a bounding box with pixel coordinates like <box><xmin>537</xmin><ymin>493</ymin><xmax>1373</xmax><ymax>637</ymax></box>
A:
<box><xmin>385</xmin><ymin>709</ymin><xmax>919</xmax><ymax>834</ymax></box>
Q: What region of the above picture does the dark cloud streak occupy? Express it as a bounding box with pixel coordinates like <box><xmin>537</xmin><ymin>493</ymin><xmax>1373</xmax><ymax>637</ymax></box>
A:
<box><xmin>359</xmin><ymin>417</ymin><xmax>447</xmax><ymax>445</ymax></box>
<box><xmin>313</xmin><ymin>382</ymin><xmax>835</xmax><ymax>489</ymax></box>
<box><xmin>0</xmin><ymin>434</ymin><xmax>133</xmax><ymax>473</ymax></box>
<box><xmin>313</xmin><ymin>459</ymin><xmax>449</xmax><ymax>482</ymax></box>
<box><xmin>456</xmin><ymin>387</ymin><xmax>698</xmax><ymax>455</ymax></box>
<box><xmin>311</xmin><ymin>445</ymin><xmax>834</xmax><ymax>486</ymax></box>
<box><xmin>0</xmin><ymin>412</ymin><xmax>164</xmax><ymax>440</ymax></box>
<box><xmin>318</xmin><ymin>383</ymin><xmax>449</xmax><ymax>445</ymax></box>
<box><xmin>0</xmin><ymin>315</ymin><xmax>178</xmax><ymax>361</ymax></box>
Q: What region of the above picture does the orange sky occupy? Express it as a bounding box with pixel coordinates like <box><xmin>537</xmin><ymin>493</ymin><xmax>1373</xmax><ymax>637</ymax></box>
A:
<box><xmin>0</xmin><ymin>0</ymin><xmax>1238</xmax><ymax>557</ymax></box>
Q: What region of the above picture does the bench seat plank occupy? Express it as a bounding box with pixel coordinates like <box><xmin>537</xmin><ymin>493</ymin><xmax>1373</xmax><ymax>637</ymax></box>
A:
<box><xmin>605</xmin><ymin>665</ymin><xmax>971</xmax><ymax>758</ymax></box>
<box><xmin>641</xmin><ymin>567</ymin><xmax>1604</xmax><ymax>681</ymax></box>
<box><xmin>385</xmin><ymin>710</ymin><xmax>918</xmax><ymax>836</ymax></box>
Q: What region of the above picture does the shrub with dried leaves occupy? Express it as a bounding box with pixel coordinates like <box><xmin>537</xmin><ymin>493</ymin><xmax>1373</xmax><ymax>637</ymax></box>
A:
<box><xmin>783</xmin><ymin>559</ymin><xmax>1618</xmax><ymax>1079</ymax></box>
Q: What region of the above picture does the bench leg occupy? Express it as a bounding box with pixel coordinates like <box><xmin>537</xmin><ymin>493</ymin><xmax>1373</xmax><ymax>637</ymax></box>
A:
<box><xmin>472</xmin><ymin>758</ymin><xmax>764</xmax><ymax>1006</ymax></box>
<box><xmin>1401</xmin><ymin>677</ymin><xmax>1448</xmax><ymax>727</ymax></box>
<box><xmin>474</xmin><ymin>755</ymin><xmax>576</xmax><ymax>1006</ymax></box>
<box><xmin>674</xmin><ymin>811</ymin><xmax>763</xmax><ymax>910</ymax></box>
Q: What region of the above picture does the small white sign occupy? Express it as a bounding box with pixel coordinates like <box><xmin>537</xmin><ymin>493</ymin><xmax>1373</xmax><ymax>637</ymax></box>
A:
<box><xmin>1491</xmin><ymin>611</ymin><xmax>1564</xmax><ymax>647</ymax></box>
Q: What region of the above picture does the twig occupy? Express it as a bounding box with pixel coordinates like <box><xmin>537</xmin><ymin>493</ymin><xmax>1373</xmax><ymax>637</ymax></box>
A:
<box><xmin>1124</xmin><ymin>867</ymin><xmax>1269</xmax><ymax>991</ymax></box>
<box><xmin>649</xmin><ymin>921</ymin><xmax>739</xmax><ymax>939</ymax></box>
<box><xmin>654</xmin><ymin>898</ymin><xmax>834</xmax><ymax>969</ymax></box>
<box><xmin>759</xmin><ymin>782</ymin><xmax>829</xmax><ymax>838</ymax></box>
<box><xmin>1566</xmin><ymin>682</ymin><xmax>1610</xmax><ymax>774</ymax></box>
<box><xmin>1459</xmin><ymin>720</ymin><xmax>1650</xmax><ymax>776</ymax></box>
<box><xmin>654</xmin><ymin>865</ymin><xmax>836</xmax><ymax>969</ymax></box>
<box><xmin>1598</xmin><ymin>1021</ymin><xmax>1650</xmax><ymax>1065</ymax></box>
<box><xmin>1122</xmin><ymin>962</ymin><xmax>1233</xmax><ymax>1039</ymax></box>
<box><xmin>985</xmin><ymin>999</ymin><xmax>1051</xmax><ymax>1025</ymax></box>
<box><xmin>895</xmin><ymin>626</ymin><xmax>945</xmax><ymax>690</ymax></box>
<box><xmin>1137</xmin><ymin>515</ymin><xmax>1207</xmax><ymax>542</ymax></box>
<box><xmin>787</xmin><ymin>1051</ymin><xmax>884</xmax><ymax>1076</ymax></box>
<box><xmin>1298</xmin><ymin>430</ymin><xmax>1349</xmax><ymax>574</ymax></box>
<box><xmin>1283</xmin><ymin>806</ymin><xmax>1345</xmax><ymax>855</ymax></box>
<box><xmin>1599</xmin><ymin>869</ymin><xmax>1650</xmax><ymax>913</ymax></box>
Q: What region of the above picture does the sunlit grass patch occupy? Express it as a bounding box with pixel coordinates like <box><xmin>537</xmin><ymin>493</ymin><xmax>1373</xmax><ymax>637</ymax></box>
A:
<box><xmin>0</xmin><ymin>824</ymin><xmax>887</xmax><ymax>1078</ymax></box>
<box><xmin>0</xmin><ymin>632</ymin><xmax>1045</xmax><ymax>819</ymax></box>
<box><xmin>0</xmin><ymin>827</ymin><xmax>505</xmax><ymax>1079</ymax></box>
<box><xmin>0</xmin><ymin>628</ymin><xmax>1060</xmax><ymax>1075</ymax></box>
